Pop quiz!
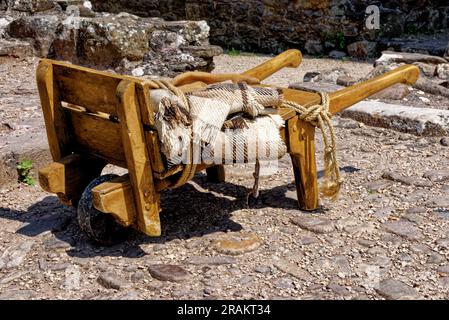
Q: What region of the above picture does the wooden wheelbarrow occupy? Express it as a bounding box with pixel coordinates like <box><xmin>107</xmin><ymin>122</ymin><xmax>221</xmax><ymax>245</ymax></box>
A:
<box><xmin>36</xmin><ymin>49</ymin><xmax>419</xmax><ymax>244</ymax></box>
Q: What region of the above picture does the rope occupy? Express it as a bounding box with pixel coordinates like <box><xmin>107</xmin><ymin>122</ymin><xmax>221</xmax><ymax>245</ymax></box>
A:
<box><xmin>281</xmin><ymin>92</ymin><xmax>342</xmax><ymax>200</ymax></box>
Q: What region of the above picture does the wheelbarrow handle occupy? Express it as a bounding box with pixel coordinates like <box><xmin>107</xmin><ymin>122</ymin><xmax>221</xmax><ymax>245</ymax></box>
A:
<box><xmin>282</xmin><ymin>64</ymin><xmax>420</xmax><ymax>116</ymax></box>
<box><xmin>328</xmin><ymin>64</ymin><xmax>420</xmax><ymax>114</ymax></box>
<box><xmin>172</xmin><ymin>72</ymin><xmax>261</xmax><ymax>87</ymax></box>
<box><xmin>242</xmin><ymin>49</ymin><xmax>302</xmax><ymax>81</ymax></box>
<box><xmin>176</xmin><ymin>49</ymin><xmax>302</xmax><ymax>91</ymax></box>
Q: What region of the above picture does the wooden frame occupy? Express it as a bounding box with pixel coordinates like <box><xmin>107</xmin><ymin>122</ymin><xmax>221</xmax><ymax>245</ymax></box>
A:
<box><xmin>37</xmin><ymin>49</ymin><xmax>420</xmax><ymax>236</ymax></box>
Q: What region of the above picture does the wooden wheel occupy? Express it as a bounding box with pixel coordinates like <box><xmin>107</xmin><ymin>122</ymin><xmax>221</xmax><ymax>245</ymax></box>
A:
<box><xmin>77</xmin><ymin>174</ymin><xmax>131</xmax><ymax>245</ymax></box>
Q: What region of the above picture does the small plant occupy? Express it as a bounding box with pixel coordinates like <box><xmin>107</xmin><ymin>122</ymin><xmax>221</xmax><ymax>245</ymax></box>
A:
<box><xmin>17</xmin><ymin>159</ymin><xmax>35</xmax><ymax>186</ymax></box>
<box><xmin>335</xmin><ymin>31</ymin><xmax>346</xmax><ymax>50</ymax></box>
<box><xmin>405</xmin><ymin>24</ymin><xmax>419</xmax><ymax>35</ymax></box>
<box><xmin>228</xmin><ymin>48</ymin><xmax>241</xmax><ymax>56</ymax></box>
<box><xmin>322</xmin><ymin>31</ymin><xmax>347</xmax><ymax>51</ymax></box>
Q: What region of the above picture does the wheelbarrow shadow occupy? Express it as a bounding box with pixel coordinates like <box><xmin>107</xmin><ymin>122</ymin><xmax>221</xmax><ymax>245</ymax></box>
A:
<box><xmin>195</xmin><ymin>164</ymin><xmax>360</xmax><ymax>211</ymax></box>
<box><xmin>0</xmin><ymin>165</ymin><xmax>358</xmax><ymax>258</ymax></box>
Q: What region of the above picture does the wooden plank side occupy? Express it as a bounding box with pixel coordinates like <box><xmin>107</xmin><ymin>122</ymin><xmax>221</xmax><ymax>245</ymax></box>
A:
<box><xmin>136</xmin><ymin>83</ymin><xmax>156</xmax><ymax>127</ymax></box>
<box><xmin>68</xmin><ymin>111</ymin><xmax>127</xmax><ymax>167</ymax></box>
<box><xmin>136</xmin><ymin>83</ymin><xmax>170</xmax><ymax>176</ymax></box>
<box><xmin>145</xmin><ymin>131</ymin><xmax>166</xmax><ymax>175</ymax></box>
<box><xmin>53</xmin><ymin>64</ymin><xmax>122</xmax><ymax>116</ymax></box>
<box><xmin>36</xmin><ymin>61</ymin><xmax>71</xmax><ymax>161</ymax></box>
<box><xmin>116</xmin><ymin>80</ymin><xmax>161</xmax><ymax>237</ymax></box>
<box><xmin>41</xmin><ymin>58</ymin><xmax>142</xmax><ymax>82</ymax></box>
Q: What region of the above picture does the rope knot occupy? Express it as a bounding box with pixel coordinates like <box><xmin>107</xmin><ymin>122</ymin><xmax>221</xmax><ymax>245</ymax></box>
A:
<box><xmin>325</xmin><ymin>146</ymin><xmax>334</xmax><ymax>154</ymax></box>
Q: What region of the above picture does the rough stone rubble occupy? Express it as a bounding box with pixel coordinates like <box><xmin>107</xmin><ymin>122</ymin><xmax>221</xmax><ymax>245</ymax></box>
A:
<box><xmin>90</xmin><ymin>0</ymin><xmax>449</xmax><ymax>57</ymax></box>
<box><xmin>0</xmin><ymin>0</ymin><xmax>223</xmax><ymax>77</ymax></box>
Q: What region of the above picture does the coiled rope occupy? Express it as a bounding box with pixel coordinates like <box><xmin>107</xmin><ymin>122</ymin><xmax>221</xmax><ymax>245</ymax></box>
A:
<box><xmin>281</xmin><ymin>92</ymin><xmax>343</xmax><ymax>200</ymax></box>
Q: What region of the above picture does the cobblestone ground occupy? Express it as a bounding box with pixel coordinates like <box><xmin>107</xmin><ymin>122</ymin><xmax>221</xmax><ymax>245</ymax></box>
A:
<box><xmin>0</xmin><ymin>55</ymin><xmax>449</xmax><ymax>300</ymax></box>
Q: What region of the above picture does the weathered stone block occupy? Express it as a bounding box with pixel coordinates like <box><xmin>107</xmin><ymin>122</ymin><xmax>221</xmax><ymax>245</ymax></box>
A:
<box><xmin>47</xmin><ymin>13</ymin><xmax>221</xmax><ymax>76</ymax></box>
<box><xmin>341</xmin><ymin>101</ymin><xmax>449</xmax><ymax>136</ymax></box>
<box><xmin>437</xmin><ymin>63</ymin><xmax>449</xmax><ymax>80</ymax></box>
<box><xmin>370</xmin><ymin>83</ymin><xmax>411</xmax><ymax>100</ymax></box>
<box><xmin>7</xmin><ymin>0</ymin><xmax>58</xmax><ymax>13</ymax></box>
<box><xmin>7</xmin><ymin>14</ymin><xmax>61</xmax><ymax>56</ymax></box>
<box><xmin>347</xmin><ymin>41</ymin><xmax>377</xmax><ymax>58</ymax></box>
<box><xmin>305</xmin><ymin>40</ymin><xmax>323</xmax><ymax>55</ymax></box>
<box><xmin>0</xmin><ymin>38</ymin><xmax>35</xmax><ymax>57</ymax></box>
<box><xmin>49</xmin><ymin>13</ymin><xmax>153</xmax><ymax>68</ymax></box>
<box><xmin>375</xmin><ymin>51</ymin><xmax>447</xmax><ymax>67</ymax></box>
<box><xmin>412</xmin><ymin>62</ymin><xmax>437</xmax><ymax>78</ymax></box>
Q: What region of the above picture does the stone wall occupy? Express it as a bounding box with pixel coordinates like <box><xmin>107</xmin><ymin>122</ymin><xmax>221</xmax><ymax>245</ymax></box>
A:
<box><xmin>91</xmin><ymin>0</ymin><xmax>449</xmax><ymax>56</ymax></box>
<box><xmin>0</xmin><ymin>1</ymin><xmax>223</xmax><ymax>77</ymax></box>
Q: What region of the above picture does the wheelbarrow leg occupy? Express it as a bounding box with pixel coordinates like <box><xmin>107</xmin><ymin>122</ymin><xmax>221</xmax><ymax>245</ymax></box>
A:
<box><xmin>39</xmin><ymin>154</ymin><xmax>105</xmax><ymax>206</ymax></box>
<box><xmin>287</xmin><ymin>117</ymin><xmax>319</xmax><ymax>211</ymax></box>
<box><xmin>206</xmin><ymin>165</ymin><xmax>226</xmax><ymax>183</ymax></box>
<box><xmin>281</xmin><ymin>65</ymin><xmax>420</xmax><ymax>211</ymax></box>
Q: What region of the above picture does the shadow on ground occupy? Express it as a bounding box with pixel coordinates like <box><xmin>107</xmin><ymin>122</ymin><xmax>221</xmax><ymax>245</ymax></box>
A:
<box><xmin>0</xmin><ymin>166</ymin><xmax>358</xmax><ymax>258</ymax></box>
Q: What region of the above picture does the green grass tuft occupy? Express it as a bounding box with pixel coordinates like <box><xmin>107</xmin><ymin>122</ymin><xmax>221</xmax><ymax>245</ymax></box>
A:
<box><xmin>228</xmin><ymin>48</ymin><xmax>241</xmax><ymax>56</ymax></box>
<box><xmin>17</xmin><ymin>159</ymin><xmax>35</xmax><ymax>186</ymax></box>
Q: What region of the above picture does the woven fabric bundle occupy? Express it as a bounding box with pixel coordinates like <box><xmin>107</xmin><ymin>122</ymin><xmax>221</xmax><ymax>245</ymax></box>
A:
<box><xmin>152</xmin><ymin>83</ymin><xmax>287</xmax><ymax>167</ymax></box>
<box><xmin>205</xmin><ymin>115</ymin><xmax>287</xmax><ymax>164</ymax></box>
